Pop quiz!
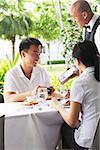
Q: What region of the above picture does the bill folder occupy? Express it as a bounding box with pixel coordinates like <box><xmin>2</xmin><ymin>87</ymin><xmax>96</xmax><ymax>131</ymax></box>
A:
<box><xmin>58</xmin><ymin>65</ymin><xmax>78</xmax><ymax>84</ymax></box>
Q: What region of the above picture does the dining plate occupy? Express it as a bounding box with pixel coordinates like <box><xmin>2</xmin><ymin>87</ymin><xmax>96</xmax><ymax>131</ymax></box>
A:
<box><xmin>23</xmin><ymin>101</ymin><xmax>39</xmax><ymax>106</ymax></box>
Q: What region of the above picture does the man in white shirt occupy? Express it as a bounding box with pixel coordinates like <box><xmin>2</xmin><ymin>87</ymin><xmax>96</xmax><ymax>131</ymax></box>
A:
<box><xmin>71</xmin><ymin>0</ymin><xmax>100</xmax><ymax>53</ymax></box>
<box><xmin>4</xmin><ymin>37</ymin><xmax>52</xmax><ymax>102</ymax></box>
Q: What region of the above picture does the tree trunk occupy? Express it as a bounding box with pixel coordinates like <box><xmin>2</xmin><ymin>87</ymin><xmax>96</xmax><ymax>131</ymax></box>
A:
<box><xmin>47</xmin><ymin>42</ymin><xmax>52</xmax><ymax>68</ymax></box>
<box><xmin>52</xmin><ymin>0</ymin><xmax>63</xmax><ymax>31</ymax></box>
<box><xmin>11</xmin><ymin>36</ymin><xmax>16</xmax><ymax>62</ymax></box>
<box><xmin>58</xmin><ymin>0</ymin><xmax>63</xmax><ymax>30</ymax></box>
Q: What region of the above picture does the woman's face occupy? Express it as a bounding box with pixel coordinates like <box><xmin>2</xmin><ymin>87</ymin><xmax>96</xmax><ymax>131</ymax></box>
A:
<box><xmin>74</xmin><ymin>58</ymin><xmax>82</xmax><ymax>75</ymax></box>
<box><xmin>74</xmin><ymin>58</ymin><xmax>79</xmax><ymax>69</ymax></box>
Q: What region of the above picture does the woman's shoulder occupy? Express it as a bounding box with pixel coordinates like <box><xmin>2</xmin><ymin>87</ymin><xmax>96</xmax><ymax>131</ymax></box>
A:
<box><xmin>72</xmin><ymin>75</ymin><xmax>84</xmax><ymax>85</ymax></box>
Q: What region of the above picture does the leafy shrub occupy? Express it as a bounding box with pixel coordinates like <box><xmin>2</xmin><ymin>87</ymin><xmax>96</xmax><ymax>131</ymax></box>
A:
<box><xmin>0</xmin><ymin>52</ymin><xmax>19</xmax><ymax>94</ymax></box>
<box><xmin>47</xmin><ymin>60</ymin><xmax>65</xmax><ymax>65</ymax></box>
<box><xmin>51</xmin><ymin>76</ymin><xmax>60</xmax><ymax>90</ymax></box>
<box><xmin>0</xmin><ymin>60</ymin><xmax>9</xmax><ymax>94</ymax></box>
<box><xmin>51</xmin><ymin>75</ymin><xmax>76</xmax><ymax>91</ymax></box>
<box><xmin>61</xmin><ymin>17</ymin><xmax>83</xmax><ymax>68</ymax></box>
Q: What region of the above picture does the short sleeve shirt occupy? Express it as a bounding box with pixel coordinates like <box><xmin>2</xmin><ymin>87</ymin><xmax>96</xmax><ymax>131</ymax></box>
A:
<box><xmin>70</xmin><ymin>67</ymin><xmax>100</xmax><ymax>148</ymax></box>
<box><xmin>4</xmin><ymin>64</ymin><xmax>51</xmax><ymax>93</ymax></box>
<box><xmin>83</xmin><ymin>14</ymin><xmax>100</xmax><ymax>54</ymax></box>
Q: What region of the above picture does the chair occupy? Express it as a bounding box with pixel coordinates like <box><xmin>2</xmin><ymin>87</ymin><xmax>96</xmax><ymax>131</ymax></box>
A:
<box><xmin>90</xmin><ymin>120</ymin><xmax>100</xmax><ymax>150</ymax></box>
<box><xmin>0</xmin><ymin>94</ymin><xmax>4</xmax><ymax>150</ymax></box>
<box><xmin>0</xmin><ymin>115</ymin><xmax>5</xmax><ymax>150</ymax></box>
<box><xmin>0</xmin><ymin>94</ymin><xmax>4</xmax><ymax>103</ymax></box>
<box><xmin>56</xmin><ymin>120</ymin><xmax>100</xmax><ymax>150</ymax></box>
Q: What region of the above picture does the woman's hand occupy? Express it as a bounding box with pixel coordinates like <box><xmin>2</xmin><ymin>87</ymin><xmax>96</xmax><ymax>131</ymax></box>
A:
<box><xmin>51</xmin><ymin>97</ymin><xmax>63</xmax><ymax>110</ymax></box>
<box><xmin>65</xmin><ymin>90</ymin><xmax>70</xmax><ymax>99</ymax></box>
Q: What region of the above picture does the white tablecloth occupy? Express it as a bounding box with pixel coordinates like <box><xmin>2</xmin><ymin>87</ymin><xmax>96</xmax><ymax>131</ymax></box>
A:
<box><xmin>0</xmin><ymin>101</ymin><xmax>69</xmax><ymax>150</ymax></box>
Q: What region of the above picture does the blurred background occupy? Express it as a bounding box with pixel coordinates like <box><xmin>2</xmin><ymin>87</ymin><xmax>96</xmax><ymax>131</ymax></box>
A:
<box><xmin>0</xmin><ymin>0</ymin><xmax>100</xmax><ymax>93</ymax></box>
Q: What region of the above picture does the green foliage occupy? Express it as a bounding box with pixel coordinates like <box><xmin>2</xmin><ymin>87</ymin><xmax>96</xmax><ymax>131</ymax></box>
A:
<box><xmin>0</xmin><ymin>0</ymin><xmax>33</xmax><ymax>38</ymax></box>
<box><xmin>51</xmin><ymin>75</ymin><xmax>74</xmax><ymax>91</ymax></box>
<box><xmin>0</xmin><ymin>60</ymin><xmax>9</xmax><ymax>94</ymax></box>
<box><xmin>91</xmin><ymin>0</ymin><xmax>100</xmax><ymax>13</ymax></box>
<box><xmin>0</xmin><ymin>53</ymin><xmax>19</xmax><ymax>93</ymax></box>
<box><xmin>61</xmin><ymin>17</ymin><xmax>83</xmax><ymax>67</ymax></box>
<box><xmin>51</xmin><ymin>76</ymin><xmax>60</xmax><ymax>90</ymax></box>
<box><xmin>5</xmin><ymin>52</ymin><xmax>20</xmax><ymax>69</ymax></box>
<box><xmin>0</xmin><ymin>0</ymin><xmax>33</xmax><ymax>60</ymax></box>
<box><xmin>31</xmin><ymin>1</ymin><xmax>60</xmax><ymax>41</ymax></box>
<box><xmin>44</xmin><ymin>64</ymin><xmax>74</xmax><ymax>91</ymax></box>
<box><xmin>65</xmin><ymin>77</ymin><xmax>76</xmax><ymax>90</ymax></box>
<box><xmin>47</xmin><ymin>60</ymin><xmax>65</xmax><ymax>65</ymax></box>
<box><xmin>44</xmin><ymin>64</ymin><xmax>66</xmax><ymax>76</ymax></box>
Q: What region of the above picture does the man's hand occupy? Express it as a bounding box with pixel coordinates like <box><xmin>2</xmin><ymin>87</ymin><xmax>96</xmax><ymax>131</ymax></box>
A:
<box><xmin>47</xmin><ymin>86</ymin><xmax>55</xmax><ymax>95</ymax></box>
<box><xmin>30</xmin><ymin>85</ymin><xmax>43</xmax><ymax>96</ymax></box>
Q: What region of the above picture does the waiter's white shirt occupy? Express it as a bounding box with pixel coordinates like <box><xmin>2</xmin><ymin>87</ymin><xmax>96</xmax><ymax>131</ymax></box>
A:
<box><xmin>70</xmin><ymin>67</ymin><xmax>100</xmax><ymax>148</ymax></box>
<box><xmin>83</xmin><ymin>14</ymin><xmax>100</xmax><ymax>54</ymax></box>
<box><xmin>4</xmin><ymin>64</ymin><xmax>51</xmax><ymax>94</ymax></box>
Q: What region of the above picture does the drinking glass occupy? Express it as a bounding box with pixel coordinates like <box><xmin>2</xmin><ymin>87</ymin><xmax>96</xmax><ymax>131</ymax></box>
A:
<box><xmin>38</xmin><ymin>87</ymin><xmax>48</xmax><ymax>100</ymax></box>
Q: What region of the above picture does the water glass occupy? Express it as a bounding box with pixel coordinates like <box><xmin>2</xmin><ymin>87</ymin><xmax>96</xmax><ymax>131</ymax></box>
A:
<box><xmin>38</xmin><ymin>87</ymin><xmax>48</xmax><ymax>100</ymax></box>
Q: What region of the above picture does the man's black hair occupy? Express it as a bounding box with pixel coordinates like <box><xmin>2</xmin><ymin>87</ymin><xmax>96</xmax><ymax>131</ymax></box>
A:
<box><xmin>19</xmin><ymin>37</ymin><xmax>42</xmax><ymax>54</ymax></box>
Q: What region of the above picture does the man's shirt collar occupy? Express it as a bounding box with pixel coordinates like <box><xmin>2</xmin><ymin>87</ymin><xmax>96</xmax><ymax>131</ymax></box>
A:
<box><xmin>86</xmin><ymin>14</ymin><xmax>99</xmax><ymax>31</ymax></box>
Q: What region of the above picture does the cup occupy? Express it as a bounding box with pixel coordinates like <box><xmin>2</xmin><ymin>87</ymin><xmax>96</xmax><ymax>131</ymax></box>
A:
<box><xmin>26</xmin><ymin>96</ymin><xmax>33</xmax><ymax>102</ymax></box>
<box><xmin>38</xmin><ymin>87</ymin><xmax>48</xmax><ymax>100</ymax></box>
<box><xmin>26</xmin><ymin>95</ymin><xmax>39</xmax><ymax>103</ymax></box>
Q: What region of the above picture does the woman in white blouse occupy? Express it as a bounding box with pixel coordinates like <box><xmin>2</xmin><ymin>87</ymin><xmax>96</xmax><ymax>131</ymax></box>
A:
<box><xmin>51</xmin><ymin>40</ymin><xmax>100</xmax><ymax>150</ymax></box>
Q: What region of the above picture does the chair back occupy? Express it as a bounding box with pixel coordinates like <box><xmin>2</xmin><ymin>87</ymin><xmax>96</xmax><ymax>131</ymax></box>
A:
<box><xmin>90</xmin><ymin>120</ymin><xmax>100</xmax><ymax>150</ymax></box>
<box><xmin>0</xmin><ymin>115</ymin><xmax>5</xmax><ymax>150</ymax></box>
<box><xmin>0</xmin><ymin>94</ymin><xmax>4</xmax><ymax>103</ymax></box>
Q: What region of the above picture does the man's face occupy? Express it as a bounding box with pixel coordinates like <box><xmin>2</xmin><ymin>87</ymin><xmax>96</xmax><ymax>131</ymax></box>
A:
<box><xmin>71</xmin><ymin>7</ymin><xmax>86</xmax><ymax>27</ymax></box>
<box><xmin>22</xmin><ymin>45</ymin><xmax>41</xmax><ymax>67</ymax></box>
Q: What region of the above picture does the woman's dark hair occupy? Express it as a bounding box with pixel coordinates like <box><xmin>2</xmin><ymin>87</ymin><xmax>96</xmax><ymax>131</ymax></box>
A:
<box><xmin>19</xmin><ymin>37</ymin><xmax>42</xmax><ymax>54</ymax></box>
<box><xmin>72</xmin><ymin>40</ymin><xmax>100</xmax><ymax>81</ymax></box>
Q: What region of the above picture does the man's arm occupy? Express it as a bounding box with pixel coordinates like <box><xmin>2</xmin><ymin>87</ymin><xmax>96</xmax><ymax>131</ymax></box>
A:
<box><xmin>4</xmin><ymin>70</ymin><xmax>37</xmax><ymax>102</ymax></box>
<box><xmin>4</xmin><ymin>85</ymin><xmax>48</xmax><ymax>102</ymax></box>
<box><xmin>4</xmin><ymin>90</ymin><xmax>36</xmax><ymax>103</ymax></box>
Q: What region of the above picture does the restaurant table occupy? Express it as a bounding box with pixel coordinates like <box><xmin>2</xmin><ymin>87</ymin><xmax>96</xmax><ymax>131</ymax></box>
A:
<box><xmin>0</xmin><ymin>100</ymin><xmax>69</xmax><ymax>150</ymax></box>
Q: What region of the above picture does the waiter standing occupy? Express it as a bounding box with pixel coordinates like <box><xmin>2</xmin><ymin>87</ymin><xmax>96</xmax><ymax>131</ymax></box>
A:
<box><xmin>71</xmin><ymin>0</ymin><xmax>100</xmax><ymax>53</ymax></box>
